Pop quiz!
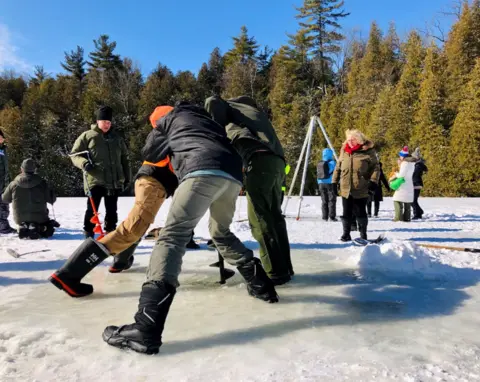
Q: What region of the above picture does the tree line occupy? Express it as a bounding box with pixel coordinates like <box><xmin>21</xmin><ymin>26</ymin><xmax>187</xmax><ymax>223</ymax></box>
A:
<box><xmin>0</xmin><ymin>0</ymin><xmax>479</xmax><ymax>197</ymax></box>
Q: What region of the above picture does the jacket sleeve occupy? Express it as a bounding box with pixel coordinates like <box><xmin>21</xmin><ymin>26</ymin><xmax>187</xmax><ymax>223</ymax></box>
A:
<box><xmin>44</xmin><ymin>182</ymin><xmax>56</xmax><ymax>204</ymax></box>
<box><xmin>70</xmin><ymin>133</ymin><xmax>89</xmax><ymax>170</ymax></box>
<box><xmin>141</xmin><ymin>128</ymin><xmax>171</xmax><ymax>165</ymax></box>
<box><xmin>397</xmin><ymin>161</ymin><xmax>408</xmax><ymax>178</ymax></box>
<box><xmin>120</xmin><ymin>138</ymin><xmax>131</xmax><ymax>184</ymax></box>
<box><xmin>1</xmin><ymin>182</ymin><xmax>13</xmax><ymax>204</ymax></box>
<box><xmin>332</xmin><ymin>148</ymin><xmax>343</xmax><ymax>184</ymax></box>
<box><xmin>368</xmin><ymin>151</ymin><xmax>380</xmax><ymax>183</ymax></box>
<box><xmin>204</xmin><ymin>95</ymin><xmax>230</xmax><ymax>127</ymax></box>
<box><xmin>380</xmin><ymin>169</ymin><xmax>389</xmax><ymax>189</ymax></box>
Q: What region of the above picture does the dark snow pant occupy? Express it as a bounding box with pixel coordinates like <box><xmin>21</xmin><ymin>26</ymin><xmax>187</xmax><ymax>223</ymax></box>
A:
<box><xmin>84</xmin><ymin>186</ymin><xmax>119</xmax><ymax>235</ymax></box>
<box><xmin>319</xmin><ymin>184</ymin><xmax>337</xmax><ymax>220</ymax></box>
<box><xmin>342</xmin><ymin>196</ymin><xmax>368</xmax><ymax>221</ymax></box>
<box><xmin>412</xmin><ymin>189</ymin><xmax>424</xmax><ymax>218</ymax></box>
<box><xmin>147</xmin><ymin>176</ymin><xmax>253</xmax><ymax>288</ymax></box>
<box><xmin>246</xmin><ymin>154</ymin><xmax>292</xmax><ymax>280</ymax></box>
<box><xmin>0</xmin><ymin>199</ymin><xmax>13</xmax><ymax>233</ymax></box>
<box><xmin>367</xmin><ymin>198</ymin><xmax>380</xmax><ymax>217</ymax></box>
<box><xmin>394</xmin><ymin>201</ymin><xmax>411</xmax><ymax>222</ymax></box>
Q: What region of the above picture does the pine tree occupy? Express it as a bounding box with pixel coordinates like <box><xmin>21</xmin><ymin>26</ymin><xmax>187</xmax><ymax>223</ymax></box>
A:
<box><xmin>30</xmin><ymin>66</ymin><xmax>50</xmax><ymax>86</ymax></box>
<box><xmin>224</xmin><ymin>26</ymin><xmax>259</xmax><ymax>67</ymax></box>
<box><xmin>412</xmin><ymin>44</ymin><xmax>450</xmax><ymax>195</ymax></box>
<box><xmin>61</xmin><ymin>46</ymin><xmax>86</xmax><ymax>81</ymax></box>
<box><xmin>296</xmin><ymin>0</ymin><xmax>349</xmax><ymax>91</ymax></box>
<box><xmin>87</xmin><ymin>35</ymin><xmax>123</xmax><ymax>71</ymax></box>
<box><xmin>448</xmin><ymin>58</ymin><xmax>480</xmax><ymax>196</ymax></box>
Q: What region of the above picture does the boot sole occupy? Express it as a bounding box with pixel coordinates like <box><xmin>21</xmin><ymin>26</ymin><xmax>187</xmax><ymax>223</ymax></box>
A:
<box><xmin>49</xmin><ymin>274</ymin><xmax>92</xmax><ymax>298</ymax></box>
<box><xmin>247</xmin><ymin>287</ymin><xmax>279</xmax><ymax>303</ymax></box>
<box><xmin>102</xmin><ymin>332</ymin><xmax>159</xmax><ymax>355</ymax></box>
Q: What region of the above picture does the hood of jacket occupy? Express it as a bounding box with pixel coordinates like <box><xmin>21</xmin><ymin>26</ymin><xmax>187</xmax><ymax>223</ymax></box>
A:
<box><xmin>322</xmin><ymin>148</ymin><xmax>334</xmax><ymax>161</ymax></box>
<box><xmin>14</xmin><ymin>173</ymin><xmax>44</xmax><ymax>189</ymax></box>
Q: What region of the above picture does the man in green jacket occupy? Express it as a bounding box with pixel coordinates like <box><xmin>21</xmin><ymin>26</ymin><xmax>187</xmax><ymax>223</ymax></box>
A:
<box><xmin>205</xmin><ymin>95</ymin><xmax>293</xmax><ymax>285</ymax></box>
<box><xmin>0</xmin><ymin>129</ymin><xmax>16</xmax><ymax>234</ymax></box>
<box><xmin>71</xmin><ymin>106</ymin><xmax>131</xmax><ymax>238</ymax></box>
<box><xmin>2</xmin><ymin>158</ymin><xmax>57</xmax><ymax>239</ymax></box>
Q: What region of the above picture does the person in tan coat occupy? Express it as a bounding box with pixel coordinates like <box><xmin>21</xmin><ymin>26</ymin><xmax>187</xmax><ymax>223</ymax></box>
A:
<box><xmin>332</xmin><ymin>129</ymin><xmax>379</xmax><ymax>242</ymax></box>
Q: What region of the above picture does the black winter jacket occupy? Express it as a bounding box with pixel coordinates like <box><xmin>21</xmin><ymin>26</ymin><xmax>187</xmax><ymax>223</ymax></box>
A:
<box><xmin>413</xmin><ymin>160</ymin><xmax>428</xmax><ymax>188</ymax></box>
<box><xmin>135</xmin><ymin>164</ymin><xmax>179</xmax><ymax>197</ymax></box>
<box><xmin>142</xmin><ymin>102</ymin><xmax>243</xmax><ymax>183</ymax></box>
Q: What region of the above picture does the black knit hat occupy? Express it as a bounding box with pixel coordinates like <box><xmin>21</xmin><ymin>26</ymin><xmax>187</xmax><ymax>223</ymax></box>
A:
<box><xmin>96</xmin><ymin>106</ymin><xmax>113</xmax><ymax>121</ymax></box>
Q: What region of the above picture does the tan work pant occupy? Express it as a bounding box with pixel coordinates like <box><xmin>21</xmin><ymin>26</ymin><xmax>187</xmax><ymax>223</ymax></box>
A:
<box><xmin>99</xmin><ymin>176</ymin><xmax>167</xmax><ymax>254</ymax></box>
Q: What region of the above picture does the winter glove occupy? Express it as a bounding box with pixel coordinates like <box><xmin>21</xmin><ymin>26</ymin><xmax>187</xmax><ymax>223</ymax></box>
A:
<box><xmin>83</xmin><ymin>162</ymin><xmax>94</xmax><ymax>172</ymax></box>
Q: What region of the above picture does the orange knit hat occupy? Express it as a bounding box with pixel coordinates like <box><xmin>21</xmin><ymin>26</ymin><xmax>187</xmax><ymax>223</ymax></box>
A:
<box><xmin>149</xmin><ymin>106</ymin><xmax>174</xmax><ymax>128</ymax></box>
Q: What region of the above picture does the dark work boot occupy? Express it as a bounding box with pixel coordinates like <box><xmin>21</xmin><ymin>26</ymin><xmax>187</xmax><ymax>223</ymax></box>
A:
<box><xmin>357</xmin><ymin>217</ymin><xmax>368</xmax><ymax>240</ymax></box>
<box><xmin>49</xmin><ymin>238</ymin><xmax>109</xmax><ymax>297</ymax></box>
<box><xmin>103</xmin><ymin>281</ymin><xmax>176</xmax><ymax>354</ymax></box>
<box><xmin>237</xmin><ymin>258</ymin><xmax>279</xmax><ymax>303</ymax></box>
<box><xmin>109</xmin><ymin>241</ymin><xmax>139</xmax><ymax>273</ymax></box>
<box><xmin>340</xmin><ymin>217</ymin><xmax>352</xmax><ymax>242</ymax></box>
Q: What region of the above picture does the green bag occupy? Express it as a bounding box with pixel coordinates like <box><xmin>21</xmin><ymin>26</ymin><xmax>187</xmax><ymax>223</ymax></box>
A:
<box><xmin>389</xmin><ymin>177</ymin><xmax>405</xmax><ymax>191</ymax></box>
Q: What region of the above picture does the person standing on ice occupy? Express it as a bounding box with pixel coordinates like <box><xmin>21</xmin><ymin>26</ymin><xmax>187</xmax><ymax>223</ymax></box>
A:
<box><xmin>317</xmin><ymin>148</ymin><xmax>337</xmax><ymax>222</ymax></box>
<box><xmin>204</xmin><ymin>95</ymin><xmax>293</xmax><ymax>285</ymax></box>
<box><xmin>102</xmin><ymin>102</ymin><xmax>278</xmax><ymax>355</ymax></box>
<box><xmin>366</xmin><ymin>156</ymin><xmax>390</xmax><ymax>218</ymax></box>
<box><xmin>332</xmin><ymin>129</ymin><xmax>379</xmax><ymax>242</ymax></box>
<box><xmin>70</xmin><ymin>106</ymin><xmax>131</xmax><ymax>238</ymax></box>
<box><xmin>0</xmin><ymin>129</ymin><xmax>16</xmax><ymax>234</ymax></box>
<box><xmin>389</xmin><ymin>146</ymin><xmax>416</xmax><ymax>222</ymax></box>
<box><xmin>411</xmin><ymin>147</ymin><xmax>428</xmax><ymax>220</ymax></box>
<box><xmin>2</xmin><ymin>159</ymin><xmax>57</xmax><ymax>239</ymax></box>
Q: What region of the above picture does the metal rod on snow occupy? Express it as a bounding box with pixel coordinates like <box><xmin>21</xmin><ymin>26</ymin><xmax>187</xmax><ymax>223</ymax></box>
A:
<box><xmin>316</xmin><ymin>117</ymin><xmax>339</xmax><ymax>161</ymax></box>
<box><xmin>283</xmin><ymin>119</ymin><xmax>312</xmax><ymax>215</ymax></box>
<box><xmin>296</xmin><ymin>117</ymin><xmax>315</xmax><ymax>220</ymax></box>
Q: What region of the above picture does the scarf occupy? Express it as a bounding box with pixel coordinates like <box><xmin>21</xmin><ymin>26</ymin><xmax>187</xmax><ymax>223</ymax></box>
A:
<box><xmin>344</xmin><ymin>143</ymin><xmax>362</xmax><ymax>155</ymax></box>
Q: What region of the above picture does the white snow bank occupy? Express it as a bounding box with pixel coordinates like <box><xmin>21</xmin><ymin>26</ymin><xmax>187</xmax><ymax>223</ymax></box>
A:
<box><xmin>349</xmin><ymin>241</ymin><xmax>480</xmax><ymax>281</ymax></box>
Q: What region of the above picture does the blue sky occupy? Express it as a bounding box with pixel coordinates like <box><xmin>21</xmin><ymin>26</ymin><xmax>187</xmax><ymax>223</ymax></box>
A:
<box><xmin>0</xmin><ymin>0</ymin><xmax>457</xmax><ymax>77</ymax></box>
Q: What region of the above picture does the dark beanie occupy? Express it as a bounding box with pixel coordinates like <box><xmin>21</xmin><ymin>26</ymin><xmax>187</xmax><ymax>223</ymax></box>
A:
<box><xmin>21</xmin><ymin>158</ymin><xmax>36</xmax><ymax>174</ymax></box>
<box><xmin>96</xmin><ymin>106</ymin><xmax>113</xmax><ymax>121</ymax></box>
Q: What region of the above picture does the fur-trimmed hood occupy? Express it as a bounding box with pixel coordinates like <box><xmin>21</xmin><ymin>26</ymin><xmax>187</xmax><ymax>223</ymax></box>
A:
<box><xmin>341</xmin><ymin>140</ymin><xmax>375</xmax><ymax>152</ymax></box>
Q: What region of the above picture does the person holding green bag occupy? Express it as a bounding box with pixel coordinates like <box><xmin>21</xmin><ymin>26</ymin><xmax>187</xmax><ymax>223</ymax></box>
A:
<box><xmin>389</xmin><ymin>146</ymin><xmax>416</xmax><ymax>222</ymax></box>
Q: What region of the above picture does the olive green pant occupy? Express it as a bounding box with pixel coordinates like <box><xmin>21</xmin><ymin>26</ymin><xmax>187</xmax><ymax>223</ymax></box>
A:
<box><xmin>394</xmin><ymin>201</ymin><xmax>411</xmax><ymax>222</ymax></box>
<box><xmin>246</xmin><ymin>154</ymin><xmax>292</xmax><ymax>279</ymax></box>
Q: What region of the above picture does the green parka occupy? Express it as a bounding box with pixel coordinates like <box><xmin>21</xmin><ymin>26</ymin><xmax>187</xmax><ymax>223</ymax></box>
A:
<box><xmin>2</xmin><ymin>173</ymin><xmax>56</xmax><ymax>224</ymax></box>
<box><xmin>332</xmin><ymin>141</ymin><xmax>379</xmax><ymax>199</ymax></box>
<box><xmin>71</xmin><ymin>125</ymin><xmax>131</xmax><ymax>192</ymax></box>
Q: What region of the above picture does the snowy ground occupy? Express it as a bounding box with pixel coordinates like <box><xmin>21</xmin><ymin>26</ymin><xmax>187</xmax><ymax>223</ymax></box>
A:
<box><xmin>1</xmin><ymin>196</ymin><xmax>479</xmax><ymax>382</ymax></box>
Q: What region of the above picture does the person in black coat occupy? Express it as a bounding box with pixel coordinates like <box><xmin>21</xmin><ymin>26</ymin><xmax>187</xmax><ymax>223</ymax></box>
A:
<box><xmin>411</xmin><ymin>147</ymin><xmax>428</xmax><ymax>219</ymax></box>
<box><xmin>367</xmin><ymin>161</ymin><xmax>390</xmax><ymax>217</ymax></box>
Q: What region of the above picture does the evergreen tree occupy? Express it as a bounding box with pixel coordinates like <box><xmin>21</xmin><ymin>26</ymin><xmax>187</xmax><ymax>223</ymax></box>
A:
<box><xmin>0</xmin><ymin>71</ymin><xmax>27</xmax><ymax>108</ymax></box>
<box><xmin>88</xmin><ymin>35</ymin><xmax>123</xmax><ymax>71</ymax></box>
<box><xmin>296</xmin><ymin>0</ymin><xmax>349</xmax><ymax>91</ymax></box>
<box><xmin>30</xmin><ymin>66</ymin><xmax>50</xmax><ymax>86</ymax></box>
<box><xmin>449</xmin><ymin>58</ymin><xmax>480</xmax><ymax>196</ymax></box>
<box><xmin>61</xmin><ymin>46</ymin><xmax>86</xmax><ymax>81</ymax></box>
<box><xmin>224</xmin><ymin>26</ymin><xmax>259</xmax><ymax>67</ymax></box>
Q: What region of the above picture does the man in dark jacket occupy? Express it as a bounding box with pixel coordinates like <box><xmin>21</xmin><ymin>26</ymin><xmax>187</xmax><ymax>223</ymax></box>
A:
<box><xmin>102</xmin><ymin>103</ymin><xmax>278</xmax><ymax>355</ymax></box>
<box><xmin>205</xmin><ymin>95</ymin><xmax>293</xmax><ymax>285</ymax></box>
<box><xmin>70</xmin><ymin>106</ymin><xmax>131</xmax><ymax>237</ymax></box>
<box><xmin>0</xmin><ymin>129</ymin><xmax>16</xmax><ymax>234</ymax></box>
<box><xmin>2</xmin><ymin>159</ymin><xmax>56</xmax><ymax>239</ymax></box>
<box><xmin>411</xmin><ymin>147</ymin><xmax>428</xmax><ymax>220</ymax></box>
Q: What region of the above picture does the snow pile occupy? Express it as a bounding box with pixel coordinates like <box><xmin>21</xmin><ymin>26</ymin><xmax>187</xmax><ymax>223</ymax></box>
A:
<box><xmin>354</xmin><ymin>241</ymin><xmax>480</xmax><ymax>280</ymax></box>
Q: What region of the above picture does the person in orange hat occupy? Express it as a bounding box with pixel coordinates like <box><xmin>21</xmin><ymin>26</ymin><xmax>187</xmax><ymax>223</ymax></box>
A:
<box><xmin>49</xmin><ymin>106</ymin><xmax>180</xmax><ymax>297</ymax></box>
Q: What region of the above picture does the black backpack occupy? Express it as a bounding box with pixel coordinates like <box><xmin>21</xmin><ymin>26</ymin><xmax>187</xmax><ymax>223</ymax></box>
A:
<box><xmin>317</xmin><ymin>160</ymin><xmax>332</xmax><ymax>180</ymax></box>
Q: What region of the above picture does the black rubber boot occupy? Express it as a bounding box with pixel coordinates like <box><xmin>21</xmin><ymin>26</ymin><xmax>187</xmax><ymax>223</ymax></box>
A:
<box><xmin>340</xmin><ymin>217</ymin><xmax>352</xmax><ymax>242</ymax></box>
<box><xmin>237</xmin><ymin>258</ymin><xmax>279</xmax><ymax>303</ymax></box>
<box><xmin>357</xmin><ymin>217</ymin><xmax>368</xmax><ymax>240</ymax></box>
<box><xmin>49</xmin><ymin>238</ymin><xmax>109</xmax><ymax>297</ymax></box>
<box><xmin>109</xmin><ymin>241</ymin><xmax>138</xmax><ymax>273</ymax></box>
<box><xmin>103</xmin><ymin>281</ymin><xmax>176</xmax><ymax>354</ymax></box>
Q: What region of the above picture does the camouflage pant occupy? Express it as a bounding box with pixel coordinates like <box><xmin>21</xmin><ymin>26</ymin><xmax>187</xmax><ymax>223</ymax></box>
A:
<box><xmin>0</xmin><ymin>201</ymin><xmax>12</xmax><ymax>232</ymax></box>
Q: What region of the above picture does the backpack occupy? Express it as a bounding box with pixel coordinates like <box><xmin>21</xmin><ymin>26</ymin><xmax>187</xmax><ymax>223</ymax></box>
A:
<box><xmin>317</xmin><ymin>160</ymin><xmax>332</xmax><ymax>180</ymax></box>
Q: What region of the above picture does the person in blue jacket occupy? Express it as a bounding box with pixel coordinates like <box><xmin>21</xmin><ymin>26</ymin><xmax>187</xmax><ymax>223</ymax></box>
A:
<box><xmin>317</xmin><ymin>148</ymin><xmax>337</xmax><ymax>221</ymax></box>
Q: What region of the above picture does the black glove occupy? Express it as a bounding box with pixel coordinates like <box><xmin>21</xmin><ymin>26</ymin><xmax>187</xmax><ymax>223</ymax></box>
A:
<box><xmin>83</xmin><ymin>162</ymin><xmax>94</xmax><ymax>172</ymax></box>
<box><xmin>368</xmin><ymin>181</ymin><xmax>377</xmax><ymax>193</ymax></box>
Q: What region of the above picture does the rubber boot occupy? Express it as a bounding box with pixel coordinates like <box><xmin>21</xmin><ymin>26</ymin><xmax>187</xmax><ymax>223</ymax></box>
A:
<box><xmin>49</xmin><ymin>238</ymin><xmax>109</xmax><ymax>297</ymax></box>
<box><xmin>340</xmin><ymin>217</ymin><xmax>352</xmax><ymax>242</ymax></box>
<box><xmin>103</xmin><ymin>281</ymin><xmax>176</xmax><ymax>354</ymax></box>
<box><xmin>109</xmin><ymin>241</ymin><xmax>138</xmax><ymax>273</ymax></box>
<box><xmin>357</xmin><ymin>217</ymin><xmax>368</xmax><ymax>240</ymax></box>
<box><xmin>237</xmin><ymin>258</ymin><xmax>279</xmax><ymax>303</ymax></box>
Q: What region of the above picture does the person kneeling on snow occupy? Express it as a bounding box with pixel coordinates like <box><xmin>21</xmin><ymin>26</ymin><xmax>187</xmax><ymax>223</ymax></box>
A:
<box><xmin>1</xmin><ymin>159</ymin><xmax>57</xmax><ymax>239</ymax></box>
<box><xmin>389</xmin><ymin>146</ymin><xmax>416</xmax><ymax>222</ymax></box>
<box><xmin>49</xmin><ymin>107</ymin><xmax>179</xmax><ymax>297</ymax></box>
<box><xmin>101</xmin><ymin>102</ymin><xmax>278</xmax><ymax>355</ymax></box>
